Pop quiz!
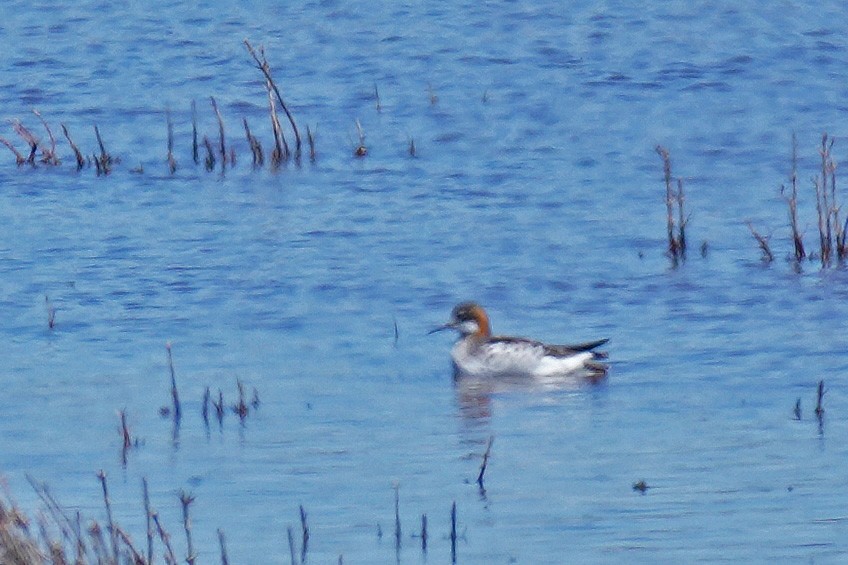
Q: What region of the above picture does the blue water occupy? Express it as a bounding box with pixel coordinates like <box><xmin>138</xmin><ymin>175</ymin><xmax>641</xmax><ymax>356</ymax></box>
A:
<box><xmin>2</xmin><ymin>1</ymin><xmax>848</xmax><ymax>563</ymax></box>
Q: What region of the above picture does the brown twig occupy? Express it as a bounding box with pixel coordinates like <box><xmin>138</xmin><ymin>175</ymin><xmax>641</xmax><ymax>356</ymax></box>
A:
<box><xmin>191</xmin><ymin>100</ymin><xmax>199</xmax><ymax>165</ymax></box>
<box><xmin>243</xmin><ymin>118</ymin><xmax>264</xmax><ymax>167</ymax></box>
<box><xmin>179</xmin><ymin>491</ymin><xmax>196</xmax><ymax>565</ymax></box>
<box><xmin>746</xmin><ymin>222</ymin><xmax>774</xmax><ymax>262</ymax></box>
<box><xmin>93</xmin><ymin>125</ymin><xmax>112</xmax><ymax>175</ymax></box>
<box><xmin>449</xmin><ymin>501</ymin><xmax>457</xmax><ymax>564</ymax></box>
<box><xmin>354</xmin><ymin>119</ymin><xmax>367</xmax><ymax>157</ymax></box>
<box><xmin>166</xmin><ymin>343</ymin><xmax>182</xmax><ymax>423</ymax></box>
<box><xmin>244</xmin><ymin>39</ymin><xmax>301</xmax><ymax>159</ymax></box>
<box><xmin>142</xmin><ymin>478</ymin><xmax>153</xmax><ymax>565</ymax></box>
<box><xmin>218</xmin><ymin>529</ymin><xmax>230</xmax><ymax>565</ymax></box>
<box><xmin>656</xmin><ymin>145</ymin><xmax>680</xmax><ymax>260</ymax></box>
<box><xmin>782</xmin><ymin>133</ymin><xmax>805</xmax><ymax>262</ymax></box>
<box><xmin>299</xmin><ymin>505</ymin><xmax>309</xmax><ymax>563</ymax></box>
<box><xmin>307</xmin><ymin>124</ymin><xmax>316</xmax><ymax>162</ymax></box>
<box><xmin>476</xmin><ymin>436</ymin><xmax>494</xmax><ymax>488</ymax></box>
<box><xmin>203</xmin><ymin>136</ymin><xmax>216</xmax><ymax>171</ymax></box>
<box><xmin>44</xmin><ymin>295</ymin><xmax>56</xmax><ymax>329</ymax></box>
<box><xmin>61</xmin><ymin>124</ymin><xmax>85</xmax><ymax>170</ymax></box>
<box><xmin>11</xmin><ymin>119</ymin><xmax>39</xmax><ymax>164</ymax></box>
<box><xmin>0</xmin><ymin>136</ymin><xmax>26</xmax><ymax>164</ymax></box>
<box><xmin>32</xmin><ymin>110</ymin><xmax>59</xmax><ymax>165</ymax></box>
<box><xmin>166</xmin><ymin>109</ymin><xmax>177</xmax><ymax>174</ymax></box>
<box><xmin>420</xmin><ymin>514</ymin><xmax>427</xmax><ymax>553</ymax></box>
<box><xmin>96</xmin><ymin>470</ymin><xmax>119</xmax><ymax>564</ymax></box>
<box><xmin>267</xmin><ymin>84</ymin><xmax>287</xmax><ymax>166</ymax></box>
<box><xmin>152</xmin><ymin>512</ymin><xmax>178</xmax><ymax>565</ymax></box>
<box><xmin>210</xmin><ymin>96</ymin><xmax>227</xmax><ymax>168</ymax></box>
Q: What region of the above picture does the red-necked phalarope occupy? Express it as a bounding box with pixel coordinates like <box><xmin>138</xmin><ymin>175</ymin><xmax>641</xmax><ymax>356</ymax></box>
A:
<box><xmin>430</xmin><ymin>302</ymin><xmax>609</xmax><ymax>382</ymax></box>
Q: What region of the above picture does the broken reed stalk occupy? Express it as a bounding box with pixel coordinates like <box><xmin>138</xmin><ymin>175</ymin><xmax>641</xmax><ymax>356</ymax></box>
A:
<box><xmin>166</xmin><ymin>343</ymin><xmax>182</xmax><ymax>423</ymax></box>
<box><xmin>354</xmin><ymin>119</ymin><xmax>367</xmax><ymax>157</ymax></box>
<box><xmin>793</xmin><ymin>398</ymin><xmax>802</xmax><ymax>421</ymax></box>
<box><xmin>61</xmin><ymin>124</ymin><xmax>85</xmax><ymax>170</ymax></box>
<box><xmin>267</xmin><ymin>86</ymin><xmax>287</xmax><ymax>165</ymax></box>
<box><xmin>783</xmin><ymin>133</ymin><xmax>806</xmax><ymax>262</ymax></box>
<box><xmin>408</xmin><ymin>137</ymin><xmax>416</xmax><ymax>157</ymax></box>
<box><xmin>210</xmin><ymin>96</ymin><xmax>227</xmax><ymax>168</ymax></box>
<box><xmin>218</xmin><ymin>529</ymin><xmax>229</xmax><ymax>565</ymax></box>
<box><xmin>11</xmin><ymin>119</ymin><xmax>39</xmax><ymax>164</ymax></box>
<box><xmin>203</xmin><ymin>136</ymin><xmax>216</xmax><ymax>171</ymax></box>
<box><xmin>33</xmin><ymin>110</ymin><xmax>59</xmax><ymax>165</ymax></box>
<box><xmin>214</xmin><ymin>389</ymin><xmax>225</xmax><ymax>427</ymax></box>
<box><xmin>244</xmin><ymin>39</ymin><xmax>301</xmax><ymax>159</ymax></box>
<box><xmin>374</xmin><ymin>83</ymin><xmax>382</xmax><ymax>113</ymax></box>
<box><xmin>179</xmin><ymin>491</ymin><xmax>196</xmax><ymax>565</ymax></box>
<box><xmin>0</xmin><ymin>136</ymin><xmax>26</xmax><ymax>164</ymax></box>
<box><xmin>243</xmin><ymin>118</ymin><xmax>264</xmax><ymax>167</ymax></box>
<box><xmin>152</xmin><ymin>512</ymin><xmax>178</xmax><ymax>565</ymax></box>
<box><xmin>307</xmin><ymin>124</ymin><xmax>316</xmax><ymax>162</ymax></box>
<box><xmin>420</xmin><ymin>514</ymin><xmax>427</xmax><ymax>553</ymax></box>
<box><xmin>656</xmin><ymin>145</ymin><xmax>683</xmax><ymax>261</ymax></box>
<box><xmin>191</xmin><ymin>100</ymin><xmax>199</xmax><ymax>165</ymax></box>
<box><xmin>96</xmin><ymin>470</ymin><xmax>120</xmax><ymax>564</ymax></box>
<box><xmin>166</xmin><ymin>109</ymin><xmax>176</xmax><ymax>174</ymax></box>
<box><xmin>450</xmin><ymin>501</ymin><xmax>457</xmax><ymax>564</ymax></box>
<box><xmin>746</xmin><ymin>222</ymin><xmax>774</xmax><ymax>262</ymax></box>
<box><xmin>286</xmin><ymin>526</ymin><xmax>297</xmax><ymax>565</ymax></box>
<box><xmin>676</xmin><ymin>178</ymin><xmax>688</xmax><ymax>255</ymax></box>
<box><xmin>814</xmin><ymin>133</ymin><xmax>835</xmax><ymax>265</ymax></box>
<box><xmin>94</xmin><ymin>124</ymin><xmax>112</xmax><ymax>174</ymax></box>
<box><xmin>202</xmin><ymin>386</ymin><xmax>211</xmax><ymax>428</ymax></box>
<box><xmin>45</xmin><ymin>295</ymin><xmax>56</xmax><ymax>329</ymax></box>
<box><xmin>234</xmin><ymin>379</ymin><xmax>249</xmax><ymax>420</ymax></box>
<box><xmin>299</xmin><ymin>505</ymin><xmax>309</xmax><ymax>563</ymax></box>
<box><xmin>116</xmin><ymin>526</ymin><xmax>146</xmax><ymax>564</ymax></box>
<box><xmin>476</xmin><ymin>436</ymin><xmax>494</xmax><ymax>488</ymax></box>
<box><xmin>393</xmin><ymin>483</ymin><xmax>401</xmax><ymax>551</ymax></box>
<box><xmin>143</xmin><ymin>478</ymin><xmax>153</xmax><ymax>565</ymax></box>
<box><xmin>815</xmin><ymin>379</ymin><xmax>825</xmax><ymax>419</ymax></box>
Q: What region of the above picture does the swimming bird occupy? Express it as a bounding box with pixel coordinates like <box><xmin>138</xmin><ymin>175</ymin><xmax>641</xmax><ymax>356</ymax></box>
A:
<box><xmin>430</xmin><ymin>302</ymin><xmax>609</xmax><ymax>382</ymax></box>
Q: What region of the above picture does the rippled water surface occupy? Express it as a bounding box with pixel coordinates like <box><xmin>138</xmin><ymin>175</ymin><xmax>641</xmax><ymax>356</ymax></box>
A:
<box><xmin>3</xmin><ymin>2</ymin><xmax>848</xmax><ymax>563</ymax></box>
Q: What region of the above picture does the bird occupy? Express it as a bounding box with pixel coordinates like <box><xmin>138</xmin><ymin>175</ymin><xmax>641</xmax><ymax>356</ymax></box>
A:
<box><xmin>430</xmin><ymin>301</ymin><xmax>609</xmax><ymax>382</ymax></box>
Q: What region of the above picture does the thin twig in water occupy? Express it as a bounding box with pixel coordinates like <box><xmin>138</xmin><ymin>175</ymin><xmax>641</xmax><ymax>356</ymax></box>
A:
<box><xmin>746</xmin><ymin>222</ymin><xmax>774</xmax><ymax>262</ymax></box>
<box><xmin>244</xmin><ymin>39</ymin><xmax>301</xmax><ymax>159</ymax></box>
<box><xmin>32</xmin><ymin>110</ymin><xmax>59</xmax><ymax>165</ymax></box>
<box><xmin>61</xmin><ymin>124</ymin><xmax>85</xmax><ymax>170</ymax></box>
<box><xmin>210</xmin><ymin>96</ymin><xmax>227</xmax><ymax>168</ymax></box>
<box><xmin>0</xmin><ymin>136</ymin><xmax>26</xmax><ymax>164</ymax></box>
<box><xmin>354</xmin><ymin>119</ymin><xmax>367</xmax><ymax>157</ymax></box>
<box><xmin>97</xmin><ymin>470</ymin><xmax>119</xmax><ymax>564</ymax></box>
<box><xmin>191</xmin><ymin>100</ymin><xmax>199</xmax><ymax>164</ymax></box>
<box><xmin>166</xmin><ymin>109</ymin><xmax>176</xmax><ymax>174</ymax></box>
<box><xmin>476</xmin><ymin>436</ymin><xmax>494</xmax><ymax>488</ymax></box>
<box><xmin>166</xmin><ymin>343</ymin><xmax>181</xmax><ymax>423</ymax></box>
<box><xmin>179</xmin><ymin>490</ymin><xmax>196</xmax><ymax>565</ymax></box>
<box><xmin>420</xmin><ymin>514</ymin><xmax>427</xmax><ymax>553</ymax></box>
<box><xmin>299</xmin><ymin>505</ymin><xmax>309</xmax><ymax>563</ymax></box>
<box><xmin>143</xmin><ymin>478</ymin><xmax>153</xmax><ymax>565</ymax></box>
<box><xmin>218</xmin><ymin>529</ymin><xmax>230</xmax><ymax>565</ymax></box>
<box><xmin>393</xmin><ymin>483</ymin><xmax>401</xmax><ymax>551</ymax></box>
<box><xmin>45</xmin><ymin>295</ymin><xmax>56</xmax><ymax>329</ymax></box>
<box><xmin>152</xmin><ymin>512</ymin><xmax>178</xmax><ymax>565</ymax></box>
<box><xmin>450</xmin><ymin>501</ymin><xmax>457</xmax><ymax>564</ymax></box>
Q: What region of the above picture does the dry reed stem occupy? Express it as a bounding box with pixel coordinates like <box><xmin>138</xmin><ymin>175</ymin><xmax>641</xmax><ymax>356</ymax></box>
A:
<box><xmin>299</xmin><ymin>505</ymin><xmax>309</xmax><ymax>563</ymax></box>
<box><xmin>165</xmin><ymin>343</ymin><xmax>182</xmax><ymax>423</ymax></box>
<box><xmin>179</xmin><ymin>491</ymin><xmax>196</xmax><ymax>565</ymax></box>
<box><xmin>267</xmin><ymin>85</ymin><xmax>287</xmax><ymax>165</ymax></box>
<box><xmin>243</xmin><ymin>118</ymin><xmax>264</xmax><ymax>167</ymax></box>
<box><xmin>203</xmin><ymin>136</ymin><xmax>216</xmax><ymax>171</ymax></box>
<box><xmin>782</xmin><ymin>133</ymin><xmax>805</xmax><ymax>262</ymax></box>
<box><xmin>96</xmin><ymin>471</ymin><xmax>119</xmax><ymax>564</ymax></box>
<box><xmin>93</xmin><ymin>125</ymin><xmax>112</xmax><ymax>175</ymax></box>
<box><xmin>202</xmin><ymin>386</ymin><xmax>211</xmax><ymax>428</ymax></box>
<box><xmin>354</xmin><ymin>119</ymin><xmax>367</xmax><ymax>157</ymax></box>
<box><xmin>210</xmin><ymin>96</ymin><xmax>227</xmax><ymax>168</ymax></box>
<box><xmin>11</xmin><ymin>119</ymin><xmax>39</xmax><ymax>164</ymax></box>
<box><xmin>449</xmin><ymin>501</ymin><xmax>457</xmax><ymax>564</ymax></box>
<box><xmin>191</xmin><ymin>100</ymin><xmax>199</xmax><ymax>165</ymax></box>
<box><xmin>116</xmin><ymin>526</ymin><xmax>146</xmax><ymax>565</ymax></box>
<box><xmin>218</xmin><ymin>529</ymin><xmax>229</xmax><ymax>565</ymax></box>
<box><xmin>286</xmin><ymin>526</ymin><xmax>297</xmax><ymax>565</ymax></box>
<box><xmin>166</xmin><ymin>109</ymin><xmax>176</xmax><ymax>174</ymax></box>
<box><xmin>152</xmin><ymin>512</ymin><xmax>178</xmax><ymax>565</ymax></box>
<box><xmin>393</xmin><ymin>483</ymin><xmax>401</xmax><ymax>551</ymax></box>
<box><xmin>306</xmin><ymin>124</ymin><xmax>316</xmax><ymax>162</ymax></box>
<box><xmin>374</xmin><ymin>83</ymin><xmax>382</xmax><ymax>113</ymax></box>
<box><xmin>656</xmin><ymin>145</ymin><xmax>680</xmax><ymax>260</ymax></box>
<box><xmin>142</xmin><ymin>478</ymin><xmax>153</xmax><ymax>565</ymax></box>
<box><xmin>60</xmin><ymin>124</ymin><xmax>85</xmax><ymax>170</ymax></box>
<box><xmin>746</xmin><ymin>222</ymin><xmax>774</xmax><ymax>262</ymax></box>
<box><xmin>32</xmin><ymin>110</ymin><xmax>59</xmax><ymax>165</ymax></box>
<box><xmin>45</xmin><ymin>295</ymin><xmax>56</xmax><ymax>329</ymax></box>
<box><xmin>0</xmin><ymin>136</ymin><xmax>26</xmax><ymax>164</ymax></box>
<box><xmin>420</xmin><ymin>514</ymin><xmax>427</xmax><ymax>553</ymax></box>
<box><xmin>476</xmin><ymin>436</ymin><xmax>494</xmax><ymax>488</ymax></box>
<box><xmin>244</xmin><ymin>39</ymin><xmax>301</xmax><ymax>159</ymax></box>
